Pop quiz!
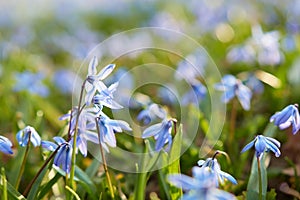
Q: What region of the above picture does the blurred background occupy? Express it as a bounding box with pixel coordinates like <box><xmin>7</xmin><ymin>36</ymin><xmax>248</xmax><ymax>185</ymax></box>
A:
<box><xmin>1</xmin><ymin>0</ymin><xmax>300</xmax><ymax>199</ymax></box>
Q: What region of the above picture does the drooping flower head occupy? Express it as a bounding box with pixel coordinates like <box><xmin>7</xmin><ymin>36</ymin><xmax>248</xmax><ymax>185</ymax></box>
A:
<box><xmin>16</xmin><ymin>126</ymin><xmax>41</xmax><ymax>147</ymax></box>
<box><xmin>0</xmin><ymin>135</ymin><xmax>13</xmax><ymax>154</ymax></box>
<box><xmin>142</xmin><ymin>118</ymin><xmax>175</xmax><ymax>151</ymax></box>
<box><xmin>241</xmin><ymin>135</ymin><xmax>281</xmax><ymax>159</ymax></box>
<box><xmin>42</xmin><ymin>137</ymin><xmax>72</xmax><ymax>174</ymax></box>
<box><xmin>137</xmin><ymin>103</ymin><xmax>166</xmax><ymax>125</ymax></box>
<box><xmin>215</xmin><ymin>75</ymin><xmax>252</xmax><ymax>110</ymax></box>
<box><xmin>85</xmin><ymin>56</ymin><xmax>116</xmax><ymax>105</ymax></box>
<box><xmin>168</xmin><ymin>166</ymin><xmax>236</xmax><ymax>200</ymax></box>
<box><xmin>182</xmin><ymin>82</ymin><xmax>207</xmax><ymax>106</ymax></box>
<box><xmin>96</xmin><ymin>114</ymin><xmax>132</xmax><ymax>152</ymax></box>
<box><xmin>270</xmin><ymin>104</ymin><xmax>300</xmax><ymax>135</ymax></box>
<box><xmin>197</xmin><ymin>155</ymin><xmax>237</xmax><ymax>186</ymax></box>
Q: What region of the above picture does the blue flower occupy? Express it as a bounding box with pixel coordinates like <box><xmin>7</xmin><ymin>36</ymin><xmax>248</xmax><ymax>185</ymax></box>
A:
<box><xmin>168</xmin><ymin>166</ymin><xmax>236</xmax><ymax>200</ymax></box>
<box><xmin>60</xmin><ymin>107</ymin><xmax>100</xmax><ymax>156</ymax></box>
<box><xmin>197</xmin><ymin>158</ymin><xmax>237</xmax><ymax>186</ymax></box>
<box><xmin>175</xmin><ymin>49</ymin><xmax>206</xmax><ymax>83</ymax></box>
<box><xmin>16</xmin><ymin>126</ymin><xmax>41</xmax><ymax>147</ymax></box>
<box><xmin>42</xmin><ymin>137</ymin><xmax>72</xmax><ymax>174</ymax></box>
<box><xmin>14</xmin><ymin>71</ymin><xmax>49</xmax><ymax>97</ymax></box>
<box><xmin>142</xmin><ymin>119</ymin><xmax>174</xmax><ymax>151</ymax></box>
<box><xmin>53</xmin><ymin>69</ymin><xmax>81</xmax><ymax>94</ymax></box>
<box><xmin>92</xmin><ymin>82</ymin><xmax>123</xmax><ymax>110</ymax></box>
<box><xmin>245</xmin><ymin>74</ymin><xmax>264</xmax><ymax>94</ymax></box>
<box><xmin>97</xmin><ymin>114</ymin><xmax>132</xmax><ymax>151</ymax></box>
<box><xmin>158</xmin><ymin>85</ymin><xmax>179</xmax><ymax>105</ymax></box>
<box><xmin>85</xmin><ymin>56</ymin><xmax>115</xmax><ymax>105</ymax></box>
<box><xmin>182</xmin><ymin>82</ymin><xmax>207</xmax><ymax>106</ymax></box>
<box><xmin>137</xmin><ymin>103</ymin><xmax>166</xmax><ymax>125</ymax></box>
<box><xmin>215</xmin><ymin>75</ymin><xmax>252</xmax><ymax>110</ymax></box>
<box><xmin>251</xmin><ymin>25</ymin><xmax>281</xmax><ymax>66</ymax></box>
<box><xmin>270</xmin><ymin>104</ymin><xmax>300</xmax><ymax>135</ymax></box>
<box><xmin>241</xmin><ymin>135</ymin><xmax>281</xmax><ymax>159</ymax></box>
<box><xmin>227</xmin><ymin>45</ymin><xmax>256</xmax><ymax>64</ymax></box>
<box><xmin>0</xmin><ymin>135</ymin><xmax>13</xmax><ymax>154</ymax></box>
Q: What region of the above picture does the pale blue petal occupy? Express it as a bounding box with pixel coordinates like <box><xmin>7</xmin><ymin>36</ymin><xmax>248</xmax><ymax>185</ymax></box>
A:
<box><xmin>221</xmin><ymin>89</ymin><xmax>235</xmax><ymax>103</ymax></box>
<box><xmin>41</xmin><ymin>141</ymin><xmax>58</xmax><ymax>151</ymax></box>
<box><xmin>0</xmin><ymin>136</ymin><xmax>13</xmax><ymax>154</ymax></box>
<box><xmin>236</xmin><ymin>84</ymin><xmax>252</xmax><ymax>111</ymax></box>
<box><xmin>88</xmin><ymin>56</ymin><xmax>98</xmax><ymax>76</ymax></box>
<box><xmin>167</xmin><ymin>174</ymin><xmax>200</xmax><ymax>191</ymax></box>
<box><xmin>97</xmin><ymin>64</ymin><xmax>115</xmax><ymax>80</ymax></box>
<box><xmin>219</xmin><ymin>171</ymin><xmax>238</xmax><ymax>185</ymax></box>
<box><xmin>197</xmin><ymin>160</ymin><xmax>205</xmax><ymax>167</ymax></box>
<box><xmin>142</xmin><ymin>123</ymin><xmax>163</xmax><ymax>138</ymax></box>
<box><xmin>53</xmin><ymin>137</ymin><xmax>66</xmax><ymax>145</ymax></box>
<box><xmin>30</xmin><ymin>129</ymin><xmax>41</xmax><ymax>147</ymax></box>
<box><xmin>85</xmin><ymin>131</ymin><xmax>99</xmax><ymax>144</ymax></box>
<box><xmin>241</xmin><ymin>139</ymin><xmax>255</xmax><ymax>153</ymax></box>
<box><xmin>265</xmin><ymin>136</ymin><xmax>280</xmax><ymax>147</ymax></box>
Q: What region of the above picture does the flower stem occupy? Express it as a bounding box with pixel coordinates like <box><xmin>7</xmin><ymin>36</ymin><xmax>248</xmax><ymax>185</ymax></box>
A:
<box><xmin>257</xmin><ymin>157</ymin><xmax>262</xmax><ymax>200</ymax></box>
<box><xmin>69</xmin><ymin>79</ymin><xmax>86</xmax><ymax>191</ymax></box>
<box><xmin>15</xmin><ymin>134</ymin><xmax>31</xmax><ymax>190</ymax></box>
<box><xmin>1</xmin><ymin>168</ymin><xmax>7</xmax><ymax>200</ymax></box>
<box><xmin>23</xmin><ymin>147</ymin><xmax>59</xmax><ymax>196</ymax></box>
<box><xmin>229</xmin><ymin>98</ymin><xmax>238</xmax><ymax>146</ymax></box>
<box><xmin>95</xmin><ymin>117</ymin><xmax>115</xmax><ymax>199</ymax></box>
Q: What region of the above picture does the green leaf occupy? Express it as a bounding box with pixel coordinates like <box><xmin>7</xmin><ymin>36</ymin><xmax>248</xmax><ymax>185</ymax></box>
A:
<box><xmin>246</xmin><ymin>154</ymin><xmax>268</xmax><ymax>200</ymax></box>
<box><xmin>167</xmin><ymin>124</ymin><xmax>183</xmax><ymax>200</ymax></box>
<box><xmin>266</xmin><ymin>189</ymin><xmax>277</xmax><ymax>200</ymax></box>
<box><xmin>246</xmin><ymin>123</ymin><xmax>277</xmax><ymax>200</ymax></box>
<box><xmin>0</xmin><ymin>174</ymin><xmax>26</xmax><ymax>200</ymax></box>
<box><xmin>75</xmin><ymin>166</ymin><xmax>97</xmax><ymax>200</ymax></box>
<box><xmin>37</xmin><ymin>172</ymin><xmax>62</xmax><ymax>199</ymax></box>
<box><xmin>27</xmin><ymin>165</ymin><xmax>48</xmax><ymax>200</ymax></box>
<box><xmin>77</xmin><ymin>159</ymin><xmax>100</xmax><ymax>197</ymax></box>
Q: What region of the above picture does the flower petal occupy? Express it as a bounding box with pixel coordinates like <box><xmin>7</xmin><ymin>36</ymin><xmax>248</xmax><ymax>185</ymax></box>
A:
<box><xmin>88</xmin><ymin>56</ymin><xmax>98</xmax><ymax>76</ymax></box>
<box><xmin>142</xmin><ymin>123</ymin><xmax>163</xmax><ymax>138</ymax></box>
<box><xmin>97</xmin><ymin>64</ymin><xmax>115</xmax><ymax>80</ymax></box>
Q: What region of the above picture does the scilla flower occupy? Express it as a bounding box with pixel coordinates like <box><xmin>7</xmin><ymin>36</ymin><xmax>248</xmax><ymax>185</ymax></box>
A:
<box><xmin>85</xmin><ymin>56</ymin><xmax>115</xmax><ymax>105</ymax></box>
<box><xmin>270</xmin><ymin>104</ymin><xmax>300</xmax><ymax>135</ymax></box>
<box><xmin>168</xmin><ymin>166</ymin><xmax>236</xmax><ymax>200</ymax></box>
<box><xmin>137</xmin><ymin>103</ymin><xmax>166</xmax><ymax>125</ymax></box>
<box><xmin>142</xmin><ymin>119</ymin><xmax>175</xmax><ymax>151</ymax></box>
<box><xmin>215</xmin><ymin>75</ymin><xmax>252</xmax><ymax>110</ymax></box>
<box><xmin>197</xmin><ymin>157</ymin><xmax>237</xmax><ymax>186</ymax></box>
<box><xmin>42</xmin><ymin>137</ymin><xmax>72</xmax><ymax>174</ymax></box>
<box><xmin>97</xmin><ymin>114</ymin><xmax>132</xmax><ymax>151</ymax></box>
<box><xmin>0</xmin><ymin>135</ymin><xmax>13</xmax><ymax>154</ymax></box>
<box><xmin>241</xmin><ymin>135</ymin><xmax>281</xmax><ymax>159</ymax></box>
<box><xmin>92</xmin><ymin>82</ymin><xmax>123</xmax><ymax>111</ymax></box>
<box><xmin>16</xmin><ymin>126</ymin><xmax>41</xmax><ymax>147</ymax></box>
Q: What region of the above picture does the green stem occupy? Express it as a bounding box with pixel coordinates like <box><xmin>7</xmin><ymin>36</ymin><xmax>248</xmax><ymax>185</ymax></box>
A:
<box><xmin>15</xmin><ymin>135</ymin><xmax>31</xmax><ymax>190</ymax></box>
<box><xmin>95</xmin><ymin>117</ymin><xmax>115</xmax><ymax>199</ymax></box>
<box><xmin>69</xmin><ymin>79</ymin><xmax>86</xmax><ymax>191</ymax></box>
<box><xmin>257</xmin><ymin>157</ymin><xmax>262</xmax><ymax>200</ymax></box>
<box><xmin>1</xmin><ymin>168</ymin><xmax>7</xmax><ymax>200</ymax></box>
<box><xmin>23</xmin><ymin>147</ymin><xmax>59</xmax><ymax>196</ymax></box>
<box><xmin>229</xmin><ymin>98</ymin><xmax>237</xmax><ymax>146</ymax></box>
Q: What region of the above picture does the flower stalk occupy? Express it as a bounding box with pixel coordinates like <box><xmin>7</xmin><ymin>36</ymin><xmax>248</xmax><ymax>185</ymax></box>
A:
<box><xmin>95</xmin><ymin>117</ymin><xmax>115</xmax><ymax>199</ymax></box>
<box><xmin>23</xmin><ymin>147</ymin><xmax>59</xmax><ymax>196</ymax></box>
<box><xmin>15</xmin><ymin>132</ymin><xmax>31</xmax><ymax>190</ymax></box>
<box><xmin>257</xmin><ymin>157</ymin><xmax>262</xmax><ymax>200</ymax></box>
<box><xmin>69</xmin><ymin>79</ymin><xmax>87</xmax><ymax>190</ymax></box>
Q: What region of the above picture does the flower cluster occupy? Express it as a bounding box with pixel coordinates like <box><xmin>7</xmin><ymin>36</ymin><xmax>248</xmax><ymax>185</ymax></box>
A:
<box><xmin>40</xmin><ymin>56</ymin><xmax>132</xmax><ymax>173</ymax></box>
<box><xmin>168</xmin><ymin>154</ymin><xmax>237</xmax><ymax>200</ymax></box>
